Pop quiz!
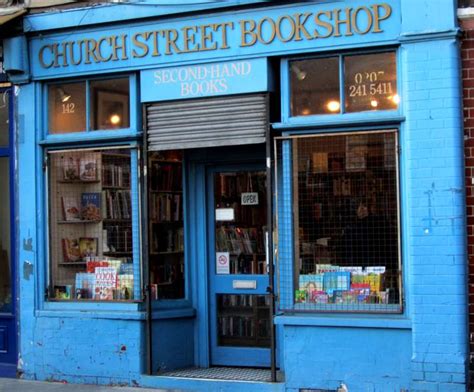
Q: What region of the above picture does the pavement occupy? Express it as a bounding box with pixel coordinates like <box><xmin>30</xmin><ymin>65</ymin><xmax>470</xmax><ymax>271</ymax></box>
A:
<box><xmin>0</xmin><ymin>378</ymin><xmax>172</xmax><ymax>392</ymax></box>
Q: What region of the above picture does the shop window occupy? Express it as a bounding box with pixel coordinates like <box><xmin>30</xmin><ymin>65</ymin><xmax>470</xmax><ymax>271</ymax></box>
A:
<box><xmin>47</xmin><ymin>147</ymin><xmax>138</xmax><ymax>301</ymax></box>
<box><xmin>148</xmin><ymin>150</ymin><xmax>185</xmax><ymax>300</ymax></box>
<box><xmin>278</xmin><ymin>131</ymin><xmax>401</xmax><ymax>312</ymax></box>
<box><xmin>290</xmin><ymin>52</ymin><xmax>398</xmax><ymax>117</ymax></box>
<box><xmin>48</xmin><ymin>77</ymin><xmax>130</xmax><ymax>134</ymax></box>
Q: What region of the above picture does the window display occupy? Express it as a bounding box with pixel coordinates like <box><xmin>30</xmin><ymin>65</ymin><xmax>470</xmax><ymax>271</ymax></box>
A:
<box><xmin>48</xmin><ymin>148</ymin><xmax>136</xmax><ymax>301</ymax></box>
<box><xmin>279</xmin><ymin>131</ymin><xmax>401</xmax><ymax>311</ymax></box>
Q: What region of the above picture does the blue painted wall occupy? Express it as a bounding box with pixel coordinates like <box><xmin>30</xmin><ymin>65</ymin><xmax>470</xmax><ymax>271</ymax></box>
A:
<box><xmin>11</xmin><ymin>0</ymin><xmax>467</xmax><ymax>391</ymax></box>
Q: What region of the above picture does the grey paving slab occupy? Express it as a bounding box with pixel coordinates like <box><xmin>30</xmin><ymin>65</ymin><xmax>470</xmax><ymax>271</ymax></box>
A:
<box><xmin>0</xmin><ymin>379</ymin><xmax>171</xmax><ymax>392</ymax></box>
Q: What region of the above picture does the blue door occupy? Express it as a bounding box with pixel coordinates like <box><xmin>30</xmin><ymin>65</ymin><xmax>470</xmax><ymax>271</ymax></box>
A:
<box><xmin>0</xmin><ymin>89</ymin><xmax>17</xmax><ymax>377</ymax></box>
<box><xmin>208</xmin><ymin>165</ymin><xmax>271</xmax><ymax>367</ymax></box>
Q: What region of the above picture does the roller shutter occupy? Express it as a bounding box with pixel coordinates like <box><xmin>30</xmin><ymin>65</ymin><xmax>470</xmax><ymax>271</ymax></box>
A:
<box><xmin>146</xmin><ymin>94</ymin><xmax>268</xmax><ymax>151</ymax></box>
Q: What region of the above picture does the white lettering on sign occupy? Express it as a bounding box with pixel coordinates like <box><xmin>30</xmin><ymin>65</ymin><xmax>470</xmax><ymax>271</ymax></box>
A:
<box><xmin>241</xmin><ymin>192</ymin><xmax>259</xmax><ymax>205</ymax></box>
<box><xmin>216</xmin><ymin>252</ymin><xmax>230</xmax><ymax>274</ymax></box>
<box><xmin>216</xmin><ymin>208</ymin><xmax>234</xmax><ymax>221</ymax></box>
<box><xmin>154</xmin><ymin>61</ymin><xmax>252</xmax><ymax>98</ymax></box>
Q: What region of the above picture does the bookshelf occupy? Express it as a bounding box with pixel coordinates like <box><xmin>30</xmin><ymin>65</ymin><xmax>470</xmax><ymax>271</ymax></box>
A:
<box><xmin>148</xmin><ymin>151</ymin><xmax>185</xmax><ymax>300</ymax></box>
<box><xmin>217</xmin><ymin>294</ymin><xmax>271</xmax><ymax>347</ymax></box>
<box><xmin>48</xmin><ymin>149</ymin><xmax>135</xmax><ymax>301</ymax></box>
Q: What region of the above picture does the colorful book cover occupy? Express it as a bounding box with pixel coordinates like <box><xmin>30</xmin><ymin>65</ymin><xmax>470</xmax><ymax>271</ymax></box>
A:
<box><xmin>299</xmin><ymin>274</ymin><xmax>324</xmax><ymax>292</ymax></box>
<box><xmin>54</xmin><ymin>285</ymin><xmax>72</xmax><ymax>300</ymax></box>
<box><xmin>79</xmin><ymin>237</ymin><xmax>98</xmax><ymax>259</ymax></box>
<box><xmin>75</xmin><ymin>272</ymin><xmax>95</xmax><ymax>299</ymax></box>
<box><xmin>94</xmin><ymin>266</ymin><xmax>117</xmax><ymax>300</ymax></box>
<box><xmin>81</xmin><ymin>192</ymin><xmax>101</xmax><ymax>221</ymax></box>
<box><xmin>61</xmin><ymin>196</ymin><xmax>81</xmax><ymax>221</ymax></box>
<box><xmin>323</xmin><ymin>271</ymin><xmax>351</xmax><ymax>295</ymax></box>
<box><xmin>79</xmin><ymin>157</ymin><xmax>97</xmax><ymax>181</ymax></box>
<box><xmin>86</xmin><ymin>260</ymin><xmax>109</xmax><ymax>273</ymax></box>
<box><xmin>117</xmin><ymin>274</ymin><xmax>134</xmax><ymax>300</ymax></box>
<box><xmin>61</xmin><ymin>238</ymin><xmax>81</xmax><ymax>262</ymax></box>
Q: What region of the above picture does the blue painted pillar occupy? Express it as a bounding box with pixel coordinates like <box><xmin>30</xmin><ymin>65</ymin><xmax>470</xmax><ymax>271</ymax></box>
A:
<box><xmin>401</xmin><ymin>36</ymin><xmax>467</xmax><ymax>391</ymax></box>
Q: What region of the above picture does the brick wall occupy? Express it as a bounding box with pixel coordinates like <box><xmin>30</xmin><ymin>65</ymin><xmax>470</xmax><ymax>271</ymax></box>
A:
<box><xmin>461</xmin><ymin>16</ymin><xmax>474</xmax><ymax>391</ymax></box>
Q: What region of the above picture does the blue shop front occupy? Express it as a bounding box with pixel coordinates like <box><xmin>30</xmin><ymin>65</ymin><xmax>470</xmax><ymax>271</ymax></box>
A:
<box><xmin>4</xmin><ymin>0</ymin><xmax>467</xmax><ymax>391</ymax></box>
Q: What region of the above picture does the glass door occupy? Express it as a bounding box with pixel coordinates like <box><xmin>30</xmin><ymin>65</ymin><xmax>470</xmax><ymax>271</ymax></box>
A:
<box><xmin>208</xmin><ymin>167</ymin><xmax>270</xmax><ymax>367</ymax></box>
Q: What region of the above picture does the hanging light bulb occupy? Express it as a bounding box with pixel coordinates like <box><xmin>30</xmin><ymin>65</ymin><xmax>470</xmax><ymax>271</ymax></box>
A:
<box><xmin>109</xmin><ymin>114</ymin><xmax>121</xmax><ymax>126</ymax></box>
<box><xmin>326</xmin><ymin>100</ymin><xmax>340</xmax><ymax>113</ymax></box>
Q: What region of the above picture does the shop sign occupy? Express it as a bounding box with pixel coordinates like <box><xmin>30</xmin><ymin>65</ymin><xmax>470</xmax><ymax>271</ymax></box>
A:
<box><xmin>241</xmin><ymin>192</ymin><xmax>259</xmax><ymax>206</ymax></box>
<box><xmin>141</xmin><ymin>58</ymin><xmax>270</xmax><ymax>101</ymax></box>
<box><xmin>216</xmin><ymin>252</ymin><xmax>230</xmax><ymax>274</ymax></box>
<box><xmin>216</xmin><ymin>208</ymin><xmax>234</xmax><ymax>221</ymax></box>
<box><xmin>30</xmin><ymin>1</ymin><xmax>398</xmax><ymax>79</ymax></box>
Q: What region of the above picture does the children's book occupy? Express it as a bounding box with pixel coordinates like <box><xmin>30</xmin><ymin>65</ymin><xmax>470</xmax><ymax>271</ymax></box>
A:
<box><xmin>81</xmin><ymin>192</ymin><xmax>101</xmax><ymax>221</ymax></box>
<box><xmin>79</xmin><ymin>157</ymin><xmax>97</xmax><ymax>181</ymax></box>
<box><xmin>62</xmin><ymin>238</ymin><xmax>81</xmax><ymax>262</ymax></box>
<box><xmin>62</xmin><ymin>196</ymin><xmax>81</xmax><ymax>221</ymax></box>
<box><xmin>54</xmin><ymin>285</ymin><xmax>72</xmax><ymax>300</ymax></box>
<box><xmin>79</xmin><ymin>237</ymin><xmax>98</xmax><ymax>259</ymax></box>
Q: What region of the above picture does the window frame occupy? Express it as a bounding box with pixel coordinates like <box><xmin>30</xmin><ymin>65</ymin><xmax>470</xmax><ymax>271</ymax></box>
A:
<box><xmin>280</xmin><ymin>48</ymin><xmax>402</xmax><ymax>125</ymax></box>
<box><xmin>38</xmin><ymin>73</ymin><xmax>143</xmax><ymax>311</ymax></box>
<box><xmin>274</xmin><ymin>128</ymin><xmax>404</xmax><ymax>314</ymax></box>
<box><xmin>42</xmin><ymin>74</ymin><xmax>138</xmax><ymax>142</ymax></box>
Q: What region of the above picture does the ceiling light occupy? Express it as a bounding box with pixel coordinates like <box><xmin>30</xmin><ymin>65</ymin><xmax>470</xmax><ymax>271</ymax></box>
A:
<box><xmin>326</xmin><ymin>100</ymin><xmax>340</xmax><ymax>113</ymax></box>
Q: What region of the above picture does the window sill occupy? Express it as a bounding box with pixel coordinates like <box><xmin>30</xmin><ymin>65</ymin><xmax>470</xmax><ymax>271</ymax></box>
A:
<box><xmin>274</xmin><ymin>314</ymin><xmax>411</xmax><ymax>329</ymax></box>
<box><xmin>39</xmin><ymin>129</ymin><xmax>142</xmax><ymax>146</ymax></box>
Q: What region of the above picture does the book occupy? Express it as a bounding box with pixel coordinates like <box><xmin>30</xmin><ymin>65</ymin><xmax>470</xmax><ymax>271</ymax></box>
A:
<box><xmin>62</xmin><ymin>196</ymin><xmax>81</xmax><ymax>221</ymax></box>
<box><xmin>86</xmin><ymin>260</ymin><xmax>109</xmax><ymax>273</ymax></box>
<box><xmin>79</xmin><ymin>157</ymin><xmax>97</xmax><ymax>181</ymax></box>
<box><xmin>94</xmin><ymin>266</ymin><xmax>117</xmax><ymax>300</ymax></box>
<box><xmin>79</xmin><ymin>237</ymin><xmax>98</xmax><ymax>259</ymax></box>
<box><xmin>62</xmin><ymin>238</ymin><xmax>81</xmax><ymax>262</ymax></box>
<box><xmin>312</xmin><ymin>152</ymin><xmax>328</xmax><ymax>173</ymax></box>
<box><xmin>75</xmin><ymin>272</ymin><xmax>95</xmax><ymax>299</ymax></box>
<box><xmin>54</xmin><ymin>285</ymin><xmax>72</xmax><ymax>299</ymax></box>
<box><xmin>81</xmin><ymin>192</ymin><xmax>101</xmax><ymax>221</ymax></box>
<box><xmin>62</xmin><ymin>156</ymin><xmax>79</xmax><ymax>181</ymax></box>
<box><xmin>117</xmin><ymin>274</ymin><xmax>134</xmax><ymax>300</ymax></box>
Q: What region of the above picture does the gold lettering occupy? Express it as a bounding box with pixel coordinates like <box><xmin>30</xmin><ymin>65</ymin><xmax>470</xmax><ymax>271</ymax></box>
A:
<box><xmin>80</xmin><ymin>39</ymin><xmax>99</xmax><ymax>64</ymax></box>
<box><xmin>372</xmin><ymin>3</ymin><xmax>392</xmax><ymax>33</ymax></box>
<box><xmin>39</xmin><ymin>45</ymin><xmax>54</xmax><ymax>69</ymax></box>
<box><xmin>200</xmin><ymin>24</ymin><xmax>217</xmax><ymax>51</ymax></box>
<box><xmin>276</xmin><ymin>15</ymin><xmax>296</xmax><ymax>43</ymax></box>
<box><xmin>162</xmin><ymin>29</ymin><xmax>182</xmax><ymax>55</ymax></box>
<box><xmin>132</xmin><ymin>32</ymin><xmax>151</xmax><ymax>58</ymax></box>
<box><xmin>182</xmin><ymin>26</ymin><xmax>198</xmax><ymax>53</ymax></box>
<box><xmin>352</xmin><ymin>7</ymin><xmax>373</xmax><ymax>35</ymax></box>
<box><xmin>110</xmin><ymin>34</ymin><xmax>128</xmax><ymax>61</ymax></box>
<box><xmin>151</xmin><ymin>31</ymin><xmax>161</xmax><ymax>57</ymax></box>
<box><xmin>240</xmin><ymin>19</ymin><xmax>257</xmax><ymax>47</ymax></box>
<box><xmin>214</xmin><ymin>21</ymin><xmax>234</xmax><ymax>50</ymax></box>
<box><xmin>257</xmin><ymin>17</ymin><xmax>276</xmax><ymax>45</ymax></box>
<box><xmin>294</xmin><ymin>13</ymin><xmax>313</xmax><ymax>41</ymax></box>
<box><xmin>96</xmin><ymin>37</ymin><xmax>113</xmax><ymax>62</ymax></box>
<box><xmin>69</xmin><ymin>41</ymin><xmax>83</xmax><ymax>66</ymax></box>
<box><xmin>314</xmin><ymin>11</ymin><xmax>334</xmax><ymax>38</ymax></box>
<box><xmin>52</xmin><ymin>43</ymin><xmax>68</xmax><ymax>67</ymax></box>
<box><xmin>334</xmin><ymin>8</ymin><xmax>353</xmax><ymax>37</ymax></box>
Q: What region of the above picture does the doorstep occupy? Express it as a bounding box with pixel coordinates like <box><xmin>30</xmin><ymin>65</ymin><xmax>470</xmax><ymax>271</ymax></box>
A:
<box><xmin>140</xmin><ymin>367</ymin><xmax>285</xmax><ymax>392</ymax></box>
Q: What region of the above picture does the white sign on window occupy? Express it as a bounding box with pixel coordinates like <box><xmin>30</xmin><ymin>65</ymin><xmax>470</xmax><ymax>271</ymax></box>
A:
<box><xmin>241</xmin><ymin>192</ymin><xmax>259</xmax><ymax>205</ymax></box>
<box><xmin>216</xmin><ymin>252</ymin><xmax>230</xmax><ymax>274</ymax></box>
<box><xmin>216</xmin><ymin>208</ymin><xmax>234</xmax><ymax>221</ymax></box>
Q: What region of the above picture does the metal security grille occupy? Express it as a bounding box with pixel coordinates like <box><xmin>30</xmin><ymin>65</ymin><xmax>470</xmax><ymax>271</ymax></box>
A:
<box><xmin>146</xmin><ymin>94</ymin><xmax>268</xmax><ymax>151</ymax></box>
<box><xmin>275</xmin><ymin>131</ymin><xmax>402</xmax><ymax>312</ymax></box>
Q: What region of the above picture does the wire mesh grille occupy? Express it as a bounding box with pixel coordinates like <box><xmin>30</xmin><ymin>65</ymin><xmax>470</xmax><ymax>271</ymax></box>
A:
<box><xmin>48</xmin><ymin>148</ymin><xmax>136</xmax><ymax>301</ymax></box>
<box><xmin>275</xmin><ymin>131</ymin><xmax>401</xmax><ymax>312</ymax></box>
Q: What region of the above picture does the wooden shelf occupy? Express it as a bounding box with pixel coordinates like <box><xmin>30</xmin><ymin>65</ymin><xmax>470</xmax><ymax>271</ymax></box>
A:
<box><xmin>103</xmin><ymin>251</ymin><xmax>132</xmax><ymax>256</ymax></box>
<box><xmin>57</xmin><ymin>220</ymin><xmax>101</xmax><ymax>224</ymax></box>
<box><xmin>58</xmin><ymin>179</ymin><xmax>100</xmax><ymax>184</ymax></box>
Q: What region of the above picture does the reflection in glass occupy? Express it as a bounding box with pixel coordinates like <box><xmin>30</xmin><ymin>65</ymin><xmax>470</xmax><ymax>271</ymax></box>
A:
<box><xmin>48</xmin><ymin>82</ymin><xmax>87</xmax><ymax>134</ymax></box>
<box><xmin>344</xmin><ymin>52</ymin><xmax>398</xmax><ymax>112</ymax></box>
<box><xmin>0</xmin><ymin>158</ymin><xmax>11</xmax><ymax>313</ymax></box>
<box><xmin>90</xmin><ymin>78</ymin><xmax>130</xmax><ymax>131</ymax></box>
<box><xmin>290</xmin><ymin>57</ymin><xmax>340</xmax><ymax>116</ymax></box>
<box><xmin>0</xmin><ymin>91</ymin><xmax>9</xmax><ymax>146</ymax></box>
